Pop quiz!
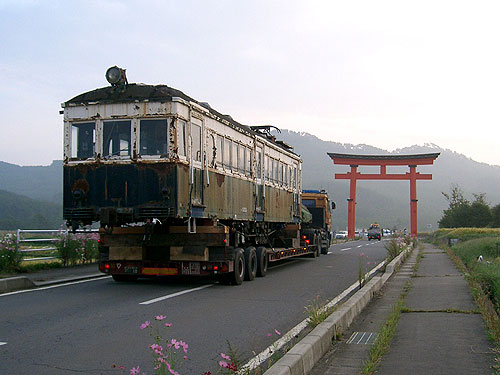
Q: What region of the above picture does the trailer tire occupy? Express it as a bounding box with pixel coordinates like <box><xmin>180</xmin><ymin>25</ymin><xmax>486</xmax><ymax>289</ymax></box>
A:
<box><xmin>256</xmin><ymin>246</ymin><xmax>268</xmax><ymax>277</ymax></box>
<box><xmin>230</xmin><ymin>248</ymin><xmax>245</xmax><ymax>285</ymax></box>
<box><xmin>244</xmin><ymin>246</ymin><xmax>257</xmax><ymax>281</ymax></box>
<box><xmin>112</xmin><ymin>274</ymin><xmax>138</xmax><ymax>282</ymax></box>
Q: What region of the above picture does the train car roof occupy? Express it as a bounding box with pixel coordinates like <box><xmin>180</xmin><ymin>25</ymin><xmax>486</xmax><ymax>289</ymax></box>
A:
<box><xmin>65</xmin><ymin>83</ymin><xmax>298</xmax><ymax>156</ymax></box>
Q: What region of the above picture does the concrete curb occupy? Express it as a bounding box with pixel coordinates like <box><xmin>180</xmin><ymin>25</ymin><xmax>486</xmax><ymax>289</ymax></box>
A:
<box><xmin>263</xmin><ymin>245</ymin><xmax>413</xmax><ymax>375</ymax></box>
<box><xmin>0</xmin><ymin>276</ymin><xmax>35</xmax><ymax>293</ymax></box>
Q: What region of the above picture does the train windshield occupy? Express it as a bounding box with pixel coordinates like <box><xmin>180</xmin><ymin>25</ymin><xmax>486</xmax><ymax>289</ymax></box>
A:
<box><xmin>71</xmin><ymin>122</ymin><xmax>95</xmax><ymax>159</ymax></box>
<box><xmin>103</xmin><ymin>120</ymin><xmax>131</xmax><ymax>158</ymax></box>
<box><xmin>140</xmin><ymin>119</ymin><xmax>168</xmax><ymax>156</ymax></box>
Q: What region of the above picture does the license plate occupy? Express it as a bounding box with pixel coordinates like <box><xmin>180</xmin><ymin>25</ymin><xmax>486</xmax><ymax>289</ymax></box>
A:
<box><xmin>124</xmin><ymin>266</ymin><xmax>138</xmax><ymax>274</ymax></box>
<box><xmin>182</xmin><ymin>262</ymin><xmax>200</xmax><ymax>275</ymax></box>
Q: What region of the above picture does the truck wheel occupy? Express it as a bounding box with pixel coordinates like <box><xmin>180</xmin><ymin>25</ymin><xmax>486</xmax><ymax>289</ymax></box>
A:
<box><xmin>229</xmin><ymin>248</ymin><xmax>245</xmax><ymax>285</ymax></box>
<box><xmin>321</xmin><ymin>246</ymin><xmax>329</xmax><ymax>255</ymax></box>
<box><xmin>256</xmin><ymin>246</ymin><xmax>268</xmax><ymax>277</ymax></box>
<box><xmin>244</xmin><ymin>247</ymin><xmax>257</xmax><ymax>281</ymax></box>
<box><xmin>112</xmin><ymin>274</ymin><xmax>138</xmax><ymax>282</ymax></box>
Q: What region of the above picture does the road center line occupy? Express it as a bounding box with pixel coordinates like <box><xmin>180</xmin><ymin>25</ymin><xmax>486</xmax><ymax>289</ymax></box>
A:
<box><xmin>357</xmin><ymin>245</ymin><xmax>363</xmax><ymax>248</ymax></box>
<box><xmin>340</xmin><ymin>247</ymin><xmax>352</xmax><ymax>251</ymax></box>
<box><xmin>139</xmin><ymin>284</ymin><xmax>214</xmax><ymax>305</ymax></box>
<box><xmin>0</xmin><ymin>342</ymin><xmax>7</xmax><ymax>346</ymax></box>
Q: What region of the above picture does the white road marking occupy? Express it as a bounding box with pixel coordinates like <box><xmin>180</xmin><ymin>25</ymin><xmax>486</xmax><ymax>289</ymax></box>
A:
<box><xmin>0</xmin><ymin>276</ymin><xmax>112</xmax><ymax>298</ymax></box>
<box><xmin>0</xmin><ymin>342</ymin><xmax>7</xmax><ymax>346</ymax></box>
<box><xmin>139</xmin><ymin>284</ymin><xmax>214</xmax><ymax>305</ymax></box>
<box><xmin>240</xmin><ymin>260</ymin><xmax>387</xmax><ymax>372</ymax></box>
<box><xmin>357</xmin><ymin>245</ymin><xmax>363</xmax><ymax>248</ymax></box>
<box><xmin>327</xmin><ymin>251</ymin><xmax>333</xmax><ymax>255</ymax></box>
<box><xmin>340</xmin><ymin>247</ymin><xmax>352</xmax><ymax>252</ymax></box>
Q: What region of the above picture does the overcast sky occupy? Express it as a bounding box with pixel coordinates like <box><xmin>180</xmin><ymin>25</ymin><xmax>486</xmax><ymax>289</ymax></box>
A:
<box><xmin>1</xmin><ymin>0</ymin><xmax>500</xmax><ymax>166</ymax></box>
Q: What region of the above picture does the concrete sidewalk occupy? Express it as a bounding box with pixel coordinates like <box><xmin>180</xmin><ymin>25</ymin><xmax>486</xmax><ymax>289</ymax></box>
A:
<box><xmin>0</xmin><ymin>263</ymin><xmax>103</xmax><ymax>293</ymax></box>
<box><xmin>310</xmin><ymin>243</ymin><xmax>496</xmax><ymax>375</ymax></box>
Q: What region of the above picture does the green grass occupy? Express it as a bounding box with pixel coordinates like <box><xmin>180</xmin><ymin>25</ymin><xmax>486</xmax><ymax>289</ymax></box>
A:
<box><xmin>361</xmin><ymin>282</ymin><xmax>411</xmax><ymax>375</ymax></box>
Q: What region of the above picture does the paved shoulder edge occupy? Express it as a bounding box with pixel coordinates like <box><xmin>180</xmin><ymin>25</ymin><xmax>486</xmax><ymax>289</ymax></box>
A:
<box><xmin>263</xmin><ymin>246</ymin><xmax>413</xmax><ymax>375</ymax></box>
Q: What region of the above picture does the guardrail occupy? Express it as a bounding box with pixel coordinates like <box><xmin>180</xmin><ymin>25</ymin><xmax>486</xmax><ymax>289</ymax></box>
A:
<box><xmin>16</xmin><ymin>228</ymin><xmax>98</xmax><ymax>262</ymax></box>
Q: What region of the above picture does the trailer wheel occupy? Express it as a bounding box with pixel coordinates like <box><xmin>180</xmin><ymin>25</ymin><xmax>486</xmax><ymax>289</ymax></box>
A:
<box><xmin>244</xmin><ymin>247</ymin><xmax>257</xmax><ymax>281</ymax></box>
<box><xmin>256</xmin><ymin>246</ymin><xmax>268</xmax><ymax>277</ymax></box>
<box><xmin>112</xmin><ymin>274</ymin><xmax>138</xmax><ymax>282</ymax></box>
<box><xmin>229</xmin><ymin>248</ymin><xmax>245</xmax><ymax>285</ymax></box>
<box><xmin>309</xmin><ymin>234</ymin><xmax>320</xmax><ymax>258</ymax></box>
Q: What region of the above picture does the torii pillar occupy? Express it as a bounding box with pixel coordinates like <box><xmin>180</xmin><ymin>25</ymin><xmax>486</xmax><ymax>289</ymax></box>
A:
<box><xmin>328</xmin><ymin>153</ymin><xmax>439</xmax><ymax>238</ymax></box>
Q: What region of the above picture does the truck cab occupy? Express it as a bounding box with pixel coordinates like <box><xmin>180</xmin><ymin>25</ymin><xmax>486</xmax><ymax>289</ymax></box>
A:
<box><xmin>301</xmin><ymin>190</ymin><xmax>335</xmax><ymax>254</ymax></box>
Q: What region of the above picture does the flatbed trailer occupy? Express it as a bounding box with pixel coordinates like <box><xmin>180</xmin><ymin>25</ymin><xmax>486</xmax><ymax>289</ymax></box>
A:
<box><xmin>98</xmin><ymin>223</ymin><xmax>320</xmax><ymax>285</ymax></box>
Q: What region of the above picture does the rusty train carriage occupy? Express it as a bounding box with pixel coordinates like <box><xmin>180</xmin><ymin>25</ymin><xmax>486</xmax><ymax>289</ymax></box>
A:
<box><xmin>62</xmin><ymin>67</ymin><xmax>314</xmax><ymax>285</ymax></box>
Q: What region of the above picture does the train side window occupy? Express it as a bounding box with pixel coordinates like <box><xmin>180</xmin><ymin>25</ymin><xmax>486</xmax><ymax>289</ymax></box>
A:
<box><xmin>232</xmin><ymin>142</ymin><xmax>238</xmax><ymax>171</ymax></box>
<box><xmin>279</xmin><ymin>162</ymin><xmax>284</xmax><ymax>185</ymax></box>
<box><xmin>216</xmin><ymin>135</ymin><xmax>224</xmax><ymax>167</ymax></box>
<box><xmin>71</xmin><ymin>122</ymin><xmax>95</xmax><ymax>159</ymax></box>
<box><xmin>273</xmin><ymin>159</ymin><xmax>278</xmax><ymax>183</ymax></box>
<box><xmin>103</xmin><ymin>120</ymin><xmax>131</xmax><ymax>158</ymax></box>
<box><xmin>245</xmin><ymin>148</ymin><xmax>252</xmax><ymax>176</ymax></box>
<box><xmin>208</xmin><ymin>133</ymin><xmax>216</xmax><ymax>167</ymax></box>
<box><xmin>140</xmin><ymin>119</ymin><xmax>168</xmax><ymax>156</ymax></box>
<box><xmin>256</xmin><ymin>149</ymin><xmax>262</xmax><ymax>179</ymax></box>
<box><xmin>238</xmin><ymin>144</ymin><xmax>245</xmax><ymax>174</ymax></box>
<box><xmin>293</xmin><ymin>166</ymin><xmax>297</xmax><ymax>190</ymax></box>
<box><xmin>224</xmin><ymin>138</ymin><xmax>231</xmax><ymax>169</ymax></box>
<box><xmin>264</xmin><ymin>155</ymin><xmax>269</xmax><ymax>181</ymax></box>
<box><xmin>177</xmin><ymin>120</ymin><xmax>186</xmax><ymax>157</ymax></box>
<box><xmin>191</xmin><ymin>122</ymin><xmax>202</xmax><ymax>162</ymax></box>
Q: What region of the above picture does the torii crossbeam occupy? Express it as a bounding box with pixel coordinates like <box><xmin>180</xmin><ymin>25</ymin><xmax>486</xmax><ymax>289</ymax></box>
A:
<box><xmin>327</xmin><ymin>153</ymin><xmax>440</xmax><ymax>238</ymax></box>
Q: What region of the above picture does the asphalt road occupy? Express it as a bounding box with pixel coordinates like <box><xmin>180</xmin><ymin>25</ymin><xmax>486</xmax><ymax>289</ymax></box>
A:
<box><xmin>0</xmin><ymin>238</ymin><xmax>389</xmax><ymax>374</ymax></box>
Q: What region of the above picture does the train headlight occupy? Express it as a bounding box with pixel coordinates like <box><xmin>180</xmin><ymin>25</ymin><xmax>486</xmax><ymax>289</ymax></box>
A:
<box><xmin>105</xmin><ymin>66</ymin><xmax>127</xmax><ymax>86</ymax></box>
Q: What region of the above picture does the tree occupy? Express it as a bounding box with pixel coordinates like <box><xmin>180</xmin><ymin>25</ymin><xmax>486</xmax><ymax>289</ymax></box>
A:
<box><xmin>439</xmin><ymin>186</ymin><xmax>492</xmax><ymax>228</ymax></box>
<box><xmin>491</xmin><ymin>204</ymin><xmax>500</xmax><ymax>227</ymax></box>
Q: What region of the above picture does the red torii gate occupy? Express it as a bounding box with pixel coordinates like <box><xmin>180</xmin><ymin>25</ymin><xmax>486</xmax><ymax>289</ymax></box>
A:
<box><xmin>327</xmin><ymin>153</ymin><xmax>440</xmax><ymax>238</ymax></box>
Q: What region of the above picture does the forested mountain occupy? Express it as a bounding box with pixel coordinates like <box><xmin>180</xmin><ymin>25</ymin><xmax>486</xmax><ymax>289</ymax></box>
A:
<box><xmin>1</xmin><ymin>131</ymin><xmax>500</xmax><ymax>231</ymax></box>
<box><xmin>0</xmin><ymin>160</ymin><xmax>62</xmax><ymax>204</ymax></box>
<box><xmin>0</xmin><ymin>189</ymin><xmax>62</xmax><ymax>229</ymax></box>
<box><xmin>279</xmin><ymin>130</ymin><xmax>500</xmax><ymax>231</ymax></box>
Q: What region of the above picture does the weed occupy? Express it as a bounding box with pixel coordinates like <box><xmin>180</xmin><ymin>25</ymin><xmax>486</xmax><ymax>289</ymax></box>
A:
<box><xmin>362</xmin><ymin>281</ymin><xmax>411</xmax><ymax>375</ymax></box>
<box><xmin>305</xmin><ymin>295</ymin><xmax>330</xmax><ymax>328</ymax></box>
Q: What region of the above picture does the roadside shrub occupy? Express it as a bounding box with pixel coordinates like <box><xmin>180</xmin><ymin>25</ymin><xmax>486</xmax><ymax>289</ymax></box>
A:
<box><xmin>452</xmin><ymin>237</ymin><xmax>500</xmax><ymax>311</ymax></box>
<box><xmin>54</xmin><ymin>231</ymin><xmax>99</xmax><ymax>266</ymax></box>
<box><xmin>0</xmin><ymin>233</ymin><xmax>23</xmax><ymax>272</ymax></box>
<box><xmin>432</xmin><ymin>228</ymin><xmax>500</xmax><ymax>243</ymax></box>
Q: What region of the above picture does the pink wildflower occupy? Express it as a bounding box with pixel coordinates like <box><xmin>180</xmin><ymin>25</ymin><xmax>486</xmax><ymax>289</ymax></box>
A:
<box><xmin>275</xmin><ymin>329</ymin><xmax>281</xmax><ymax>335</ymax></box>
<box><xmin>219</xmin><ymin>360</ymin><xmax>228</xmax><ymax>368</ymax></box>
<box><xmin>130</xmin><ymin>366</ymin><xmax>140</xmax><ymax>375</ymax></box>
<box><xmin>267</xmin><ymin>333</ymin><xmax>272</xmax><ymax>337</ymax></box>
<box><xmin>155</xmin><ymin>315</ymin><xmax>167</xmax><ymax>321</ymax></box>
<box><xmin>166</xmin><ymin>361</ymin><xmax>179</xmax><ymax>375</ymax></box>
<box><xmin>221</xmin><ymin>353</ymin><xmax>231</xmax><ymax>361</ymax></box>
<box><xmin>140</xmin><ymin>321</ymin><xmax>151</xmax><ymax>330</ymax></box>
<box><xmin>151</xmin><ymin>343</ymin><xmax>163</xmax><ymax>355</ymax></box>
<box><xmin>164</xmin><ymin>322</ymin><xmax>172</xmax><ymax>327</ymax></box>
<box><xmin>171</xmin><ymin>339</ymin><xmax>181</xmax><ymax>350</ymax></box>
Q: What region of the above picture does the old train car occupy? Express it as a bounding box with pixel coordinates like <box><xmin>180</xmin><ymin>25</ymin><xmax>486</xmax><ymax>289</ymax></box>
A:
<box><xmin>62</xmin><ymin>67</ymin><xmax>316</xmax><ymax>285</ymax></box>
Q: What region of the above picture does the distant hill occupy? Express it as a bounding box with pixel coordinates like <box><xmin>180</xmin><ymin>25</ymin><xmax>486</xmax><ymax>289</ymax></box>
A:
<box><xmin>2</xmin><ymin>133</ymin><xmax>500</xmax><ymax>232</ymax></box>
<box><xmin>0</xmin><ymin>160</ymin><xmax>62</xmax><ymax>204</ymax></box>
<box><xmin>0</xmin><ymin>189</ymin><xmax>63</xmax><ymax>230</ymax></box>
<box><xmin>278</xmin><ymin>130</ymin><xmax>500</xmax><ymax>232</ymax></box>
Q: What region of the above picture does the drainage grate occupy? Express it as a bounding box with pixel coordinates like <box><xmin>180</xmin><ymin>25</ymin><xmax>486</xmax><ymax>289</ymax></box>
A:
<box><xmin>346</xmin><ymin>332</ymin><xmax>378</xmax><ymax>345</ymax></box>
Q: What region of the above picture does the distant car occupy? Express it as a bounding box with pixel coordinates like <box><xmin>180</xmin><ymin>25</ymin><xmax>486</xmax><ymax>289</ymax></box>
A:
<box><xmin>336</xmin><ymin>230</ymin><xmax>348</xmax><ymax>239</ymax></box>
